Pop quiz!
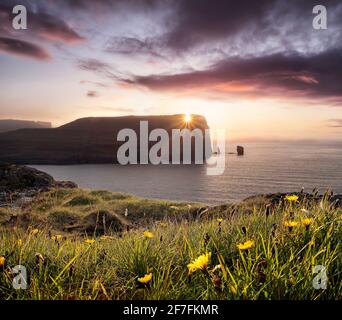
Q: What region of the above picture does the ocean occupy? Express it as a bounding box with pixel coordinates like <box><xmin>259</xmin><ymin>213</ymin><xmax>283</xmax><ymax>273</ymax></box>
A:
<box><xmin>33</xmin><ymin>142</ymin><xmax>342</xmax><ymax>204</ymax></box>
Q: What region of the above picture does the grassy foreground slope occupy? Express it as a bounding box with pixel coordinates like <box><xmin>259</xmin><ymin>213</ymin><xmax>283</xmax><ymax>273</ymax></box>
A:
<box><xmin>0</xmin><ymin>189</ymin><xmax>341</xmax><ymax>300</ymax></box>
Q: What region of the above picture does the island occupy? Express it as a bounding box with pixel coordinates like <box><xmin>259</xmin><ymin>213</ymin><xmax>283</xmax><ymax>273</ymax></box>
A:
<box><xmin>0</xmin><ymin>114</ymin><xmax>210</xmax><ymax>164</ymax></box>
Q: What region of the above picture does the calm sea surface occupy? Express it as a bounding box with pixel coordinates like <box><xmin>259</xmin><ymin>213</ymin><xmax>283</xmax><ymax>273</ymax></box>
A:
<box><xmin>33</xmin><ymin>142</ymin><xmax>342</xmax><ymax>204</ymax></box>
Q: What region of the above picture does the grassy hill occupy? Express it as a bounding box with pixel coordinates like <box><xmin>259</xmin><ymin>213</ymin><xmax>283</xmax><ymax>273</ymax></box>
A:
<box><xmin>0</xmin><ymin>188</ymin><xmax>341</xmax><ymax>300</ymax></box>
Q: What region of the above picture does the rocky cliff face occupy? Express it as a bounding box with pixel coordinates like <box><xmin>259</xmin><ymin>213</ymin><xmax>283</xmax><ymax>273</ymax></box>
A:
<box><xmin>0</xmin><ymin>114</ymin><xmax>210</xmax><ymax>164</ymax></box>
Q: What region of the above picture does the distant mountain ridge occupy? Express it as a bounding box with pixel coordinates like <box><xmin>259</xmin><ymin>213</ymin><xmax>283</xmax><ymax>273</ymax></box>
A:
<box><xmin>0</xmin><ymin>115</ymin><xmax>210</xmax><ymax>164</ymax></box>
<box><xmin>0</xmin><ymin>119</ymin><xmax>51</xmax><ymax>133</ymax></box>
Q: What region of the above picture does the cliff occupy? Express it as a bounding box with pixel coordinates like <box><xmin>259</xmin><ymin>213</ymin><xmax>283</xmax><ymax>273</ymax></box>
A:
<box><xmin>0</xmin><ymin>119</ymin><xmax>51</xmax><ymax>133</ymax></box>
<box><xmin>0</xmin><ymin>114</ymin><xmax>210</xmax><ymax>164</ymax></box>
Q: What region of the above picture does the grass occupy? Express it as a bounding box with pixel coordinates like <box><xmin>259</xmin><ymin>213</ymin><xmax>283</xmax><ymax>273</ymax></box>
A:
<box><xmin>0</xmin><ymin>188</ymin><xmax>206</xmax><ymax>233</ymax></box>
<box><xmin>0</xmin><ymin>189</ymin><xmax>341</xmax><ymax>300</ymax></box>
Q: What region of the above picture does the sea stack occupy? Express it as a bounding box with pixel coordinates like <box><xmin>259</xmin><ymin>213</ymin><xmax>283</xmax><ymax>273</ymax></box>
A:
<box><xmin>237</xmin><ymin>145</ymin><xmax>244</xmax><ymax>156</ymax></box>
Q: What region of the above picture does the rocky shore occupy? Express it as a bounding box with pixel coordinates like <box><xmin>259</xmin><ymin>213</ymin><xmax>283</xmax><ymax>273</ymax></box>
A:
<box><xmin>0</xmin><ymin>164</ymin><xmax>77</xmax><ymax>208</ymax></box>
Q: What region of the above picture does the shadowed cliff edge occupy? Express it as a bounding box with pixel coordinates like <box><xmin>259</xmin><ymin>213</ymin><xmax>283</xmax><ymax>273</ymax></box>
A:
<box><xmin>0</xmin><ymin>114</ymin><xmax>210</xmax><ymax>164</ymax></box>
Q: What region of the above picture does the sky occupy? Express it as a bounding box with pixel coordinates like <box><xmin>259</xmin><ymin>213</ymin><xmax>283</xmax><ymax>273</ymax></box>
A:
<box><xmin>0</xmin><ymin>0</ymin><xmax>342</xmax><ymax>141</ymax></box>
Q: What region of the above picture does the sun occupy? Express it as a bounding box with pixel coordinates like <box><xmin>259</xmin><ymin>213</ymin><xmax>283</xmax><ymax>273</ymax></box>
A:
<box><xmin>184</xmin><ymin>113</ymin><xmax>192</xmax><ymax>123</ymax></box>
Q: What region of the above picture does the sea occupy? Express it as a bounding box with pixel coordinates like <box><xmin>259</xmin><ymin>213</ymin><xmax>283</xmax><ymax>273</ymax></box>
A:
<box><xmin>33</xmin><ymin>142</ymin><xmax>342</xmax><ymax>204</ymax></box>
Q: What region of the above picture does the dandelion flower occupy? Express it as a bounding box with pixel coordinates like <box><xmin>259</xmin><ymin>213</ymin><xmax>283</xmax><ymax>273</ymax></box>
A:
<box><xmin>187</xmin><ymin>252</ymin><xmax>211</xmax><ymax>274</ymax></box>
<box><xmin>284</xmin><ymin>220</ymin><xmax>299</xmax><ymax>228</ymax></box>
<box><xmin>302</xmin><ymin>218</ymin><xmax>313</xmax><ymax>226</ymax></box>
<box><xmin>302</xmin><ymin>218</ymin><xmax>313</xmax><ymax>230</ymax></box>
<box><xmin>85</xmin><ymin>239</ymin><xmax>95</xmax><ymax>244</ymax></box>
<box><xmin>143</xmin><ymin>231</ymin><xmax>154</xmax><ymax>239</ymax></box>
<box><xmin>217</xmin><ymin>218</ymin><xmax>223</xmax><ymax>223</ymax></box>
<box><xmin>51</xmin><ymin>235</ymin><xmax>62</xmax><ymax>241</ymax></box>
<box><xmin>237</xmin><ymin>240</ymin><xmax>254</xmax><ymax>251</ymax></box>
<box><xmin>285</xmin><ymin>195</ymin><xmax>299</xmax><ymax>202</ymax></box>
<box><xmin>138</xmin><ymin>273</ymin><xmax>152</xmax><ymax>284</ymax></box>
<box><xmin>0</xmin><ymin>256</ymin><xmax>5</xmax><ymax>268</ymax></box>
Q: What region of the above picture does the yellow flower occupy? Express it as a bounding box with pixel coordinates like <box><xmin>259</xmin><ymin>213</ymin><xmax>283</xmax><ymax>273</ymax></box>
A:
<box><xmin>302</xmin><ymin>218</ymin><xmax>313</xmax><ymax>227</ymax></box>
<box><xmin>143</xmin><ymin>231</ymin><xmax>154</xmax><ymax>239</ymax></box>
<box><xmin>51</xmin><ymin>235</ymin><xmax>62</xmax><ymax>241</ymax></box>
<box><xmin>138</xmin><ymin>273</ymin><xmax>152</xmax><ymax>284</ymax></box>
<box><xmin>229</xmin><ymin>284</ymin><xmax>237</xmax><ymax>295</ymax></box>
<box><xmin>30</xmin><ymin>228</ymin><xmax>39</xmax><ymax>236</ymax></box>
<box><xmin>187</xmin><ymin>252</ymin><xmax>211</xmax><ymax>274</ymax></box>
<box><xmin>237</xmin><ymin>240</ymin><xmax>254</xmax><ymax>251</ymax></box>
<box><xmin>285</xmin><ymin>195</ymin><xmax>299</xmax><ymax>202</ymax></box>
<box><xmin>85</xmin><ymin>239</ymin><xmax>95</xmax><ymax>244</ymax></box>
<box><xmin>17</xmin><ymin>239</ymin><xmax>23</xmax><ymax>246</ymax></box>
<box><xmin>284</xmin><ymin>220</ymin><xmax>299</xmax><ymax>228</ymax></box>
<box><xmin>0</xmin><ymin>256</ymin><xmax>5</xmax><ymax>268</ymax></box>
<box><xmin>217</xmin><ymin>218</ymin><xmax>223</xmax><ymax>223</ymax></box>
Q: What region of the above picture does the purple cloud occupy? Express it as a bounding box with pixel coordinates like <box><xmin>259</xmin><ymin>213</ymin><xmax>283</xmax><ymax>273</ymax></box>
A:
<box><xmin>123</xmin><ymin>49</ymin><xmax>342</xmax><ymax>103</ymax></box>
<box><xmin>0</xmin><ymin>37</ymin><xmax>50</xmax><ymax>60</ymax></box>
<box><xmin>87</xmin><ymin>90</ymin><xmax>100</xmax><ymax>98</ymax></box>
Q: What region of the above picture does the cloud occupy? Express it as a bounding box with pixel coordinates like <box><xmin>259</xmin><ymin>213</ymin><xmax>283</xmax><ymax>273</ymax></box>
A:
<box><xmin>77</xmin><ymin>58</ymin><xmax>133</xmax><ymax>82</ymax></box>
<box><xmin>29</xmin><ymin>12</ymin><xmax>85</xmax><ymax>43</ymax></box>
<box><xmin>78</xmin><ymin>58</ymin><xmax>117</xmax><ymax>79</ymax></box>
<box><xmin>165</xmin><ymin>0</ymin><xmax>275</xmax><ymax>51</ymax></box>
<box><xmin>80</xmin><ymin>80</ymin><xmax>109</xmax><ymax>88</ymax></box>
<box><xmin>0</xmin><ymin>3</ymin><xmax>84</xmax><ymax>43</ymax></box>
<box><xmin>162</xmin><ymin>0</ymin><xmax>342</xmax><ymax>54</ymax></box>
<box><xmin>124</xmin><ymin>49</ymin><xmax>342</xmax><ymax>103</ymax></box>
<box><xmin>78</xmin><ymin>59</ymin><xmax>111</xmax><ymax>72</ymax></box>
<box><xmin>327</xmin><ymin>119</ymin><xmax>342</xmax><ymax>128</ymax></box>
<box><xmin>87</xmin><ymin>90</ymin><xmax>100</xmax><ymax>98</ymax></box>
<box><xmin>59</xmin><ymin>0</ymin><xmax>165</xmax><ymax>11</ymax></box>
<box><xmin>0</xmin><ymin>37</ymin><xmax>50</xmax><ymax>60</ymax></box>
<box><xmin>97</xmin><ymin>106</ymin><xmax>136</xmax><ymax>113</ymax></box>
<box><xmin>105</xmin><ymin>36</ymin><xmax>165</xmax><ymax>59</ymax></box>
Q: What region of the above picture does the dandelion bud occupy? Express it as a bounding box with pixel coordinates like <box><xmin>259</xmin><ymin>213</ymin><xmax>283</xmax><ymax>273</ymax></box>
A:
<box><xmin>212</xmin><ymin>274</ymin><xmax>222</xmax><ymax>292</ymax></box>
<box><xmin>35</xmin><ymin>252</ymin><xmax>45</xmax><ymax>265</ymax></box>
